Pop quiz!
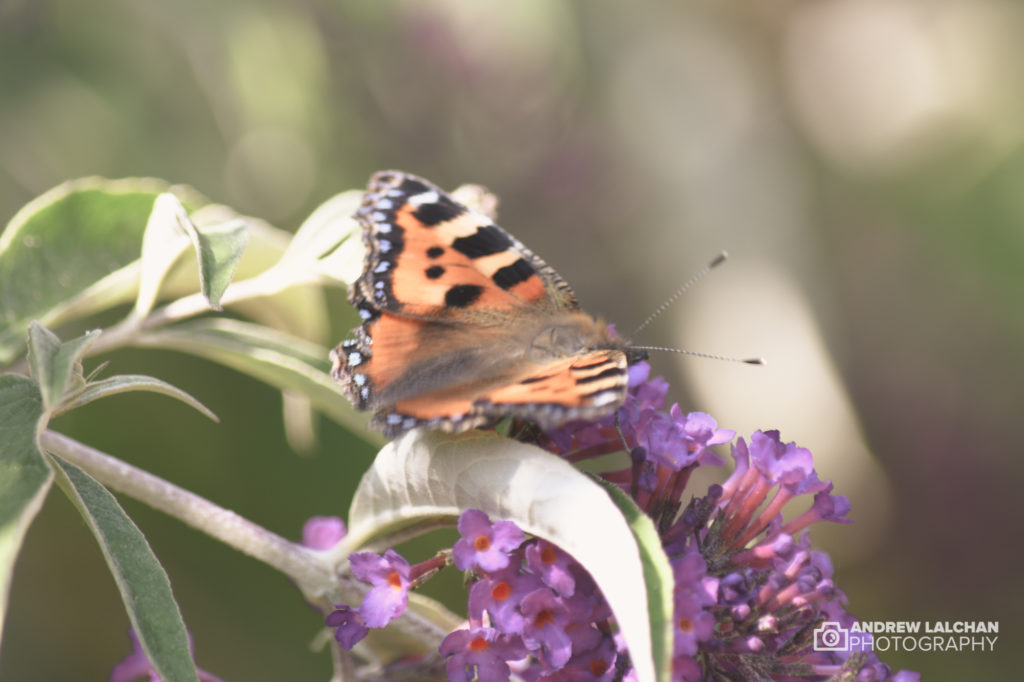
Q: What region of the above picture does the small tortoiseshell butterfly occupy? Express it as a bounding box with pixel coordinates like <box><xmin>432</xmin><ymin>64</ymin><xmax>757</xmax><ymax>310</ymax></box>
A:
<box><xmin>331</xmin><ymin>171</ymin><xmax>647</xmax><ymax>437</ymax></box>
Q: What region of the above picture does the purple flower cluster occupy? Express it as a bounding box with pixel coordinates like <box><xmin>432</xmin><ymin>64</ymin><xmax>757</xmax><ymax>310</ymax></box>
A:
<box><xmin>323</xmin><ymin>361</ymin><xmax>919</xmax><ymax>681</ymax></box>
<box><xmin>328</xmin><ymin>510</ymin><xmax>621</xmax><ymax>680</ymax></box>
<box><xmin>324</xmin><ymin>548</ymin><xmax>414</xmax><ymax>649</ymax></box>
<box><xmin>447</xmin><ymin>511</ymin><xmax>621</xmax><ymax>680</ymax></box>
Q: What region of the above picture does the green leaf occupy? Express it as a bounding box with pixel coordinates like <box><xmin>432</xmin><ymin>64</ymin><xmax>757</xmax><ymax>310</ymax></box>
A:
<box><xmin>49</xmin><ymin>455</ymin><xmax>199</xmax><ymax>682</ymax></box>
<box><xmin>173</xmin><ymin>198</ymin><xmax>249</xmax><ymax>310</ymax></box>
<box><xmin>343</xmin><ymin>430</ymin><xmax>667</xmax><ymax>682</ymax></box>
<box><xmin>133</xmin><ymin>194</ymin><xmax>194</xmax><ymax>319</ymax></box>
<box><xmin>0</xmin><ymin>375</ymin><xmax>52</xmax><ymax>646</ymax></box>
<box><xmin>277</xmin><ymin>189</ymin><xmax>364</xmax><ymax>286</ymax></box>
<box><xmin>596</xmin><ymin>477</ymin><xmax>674</xmax><ymax>681</ymax></box>
<box><xmin>0</xmin><ymin>178</ymin><xmax>341</xmax><ymax>370</ymax></box>
<box><xmin>58</xmin><ymin>374</ymin><xmax>219</xmax><ymax>422</ymax></box>
<box><xmin>187</xmin><ymin>203</ymin><xmax>334</xmax><ymax>344</ymax></box>
<box><xmin>0</xmin><ymin>178</ymin><xmax>176</xmax><ymax>364</ymax></box>
<box><xmin>135</xmin><ymin>318</ymin><xmax>373</xmax><ymax>438</ymax></box>
<box><xmin>26</xmin><ymin>322</ymin><xmax>101</xmax><ymax>413</ymax></box>
<box><xmin>194</xmin><ymin>218</ymin><xmax>249</xmax><ymax>308</ymax></box>
<box><xmin>137</xmin><ymin>193</ymin><xmax>249</xmax><ymax>311</ymax></box>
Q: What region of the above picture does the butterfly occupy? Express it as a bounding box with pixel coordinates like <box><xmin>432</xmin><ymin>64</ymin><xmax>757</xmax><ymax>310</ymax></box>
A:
<box><xmin>331</xmin><ymin>171</ymin><xmax>647</xmax><ymax>437</ymax></box>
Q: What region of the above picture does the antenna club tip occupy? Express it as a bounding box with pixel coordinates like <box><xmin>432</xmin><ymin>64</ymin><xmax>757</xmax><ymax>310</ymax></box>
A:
<box><xmin>743</xmin><ymin>357</ymin><xmax>766</xmax><ymax>366</ymax></box>
<box><xmin>709</xmin><ymin>251</ymin><xmax>728</xmax><ymax>268</ymax></box>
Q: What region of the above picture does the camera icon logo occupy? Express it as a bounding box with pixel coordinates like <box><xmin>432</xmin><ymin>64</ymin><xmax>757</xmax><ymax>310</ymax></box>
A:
<box><xmin>813</xmin><ymin>622</ymin><xmax>850</xmax><ymax>651</ymax></box>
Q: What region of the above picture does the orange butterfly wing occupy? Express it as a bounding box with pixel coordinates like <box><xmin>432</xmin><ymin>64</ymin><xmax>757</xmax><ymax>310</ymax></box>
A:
<box><xmin>331</xmin><ymin>171</ymin><xmax>639</xmax><ymax>436</ymax></box>
<box><xmin>381</xmin><ymin>350</ymin><xmax>630</xmax><ymax>435</ymax></box>
<box><xmin>350</xmin><ymin>171</ymin><xmax>576</xmax><ymax>317</ymax></box>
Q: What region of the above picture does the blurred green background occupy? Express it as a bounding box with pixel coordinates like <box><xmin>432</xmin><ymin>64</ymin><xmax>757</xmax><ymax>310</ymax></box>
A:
<box><xmin>2</xmin><ymin>1</ymin><xmax>1022</xmax><ymax>679</ymax></box>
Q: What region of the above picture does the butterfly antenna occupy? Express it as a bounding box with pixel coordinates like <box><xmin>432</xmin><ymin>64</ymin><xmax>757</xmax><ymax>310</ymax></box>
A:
<box><xmin>631</xmin><ymin>345</ymin><xmax>765</xmax><ymax>365</ymax></box>
<box><xmin>630</xmin><ymin>251</ymin><xmax>728</xmax><ymax>337</ymax></box>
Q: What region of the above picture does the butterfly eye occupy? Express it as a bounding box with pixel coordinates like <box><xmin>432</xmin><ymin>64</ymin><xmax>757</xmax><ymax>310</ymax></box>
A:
<box><xmin>552</xmin><ymin>326</ymin><xmax>584</xmax><ymax>350</ymax></box>
<box><xmin>530</xmin><ymin>324</ymin><xmax>586</xmax><ymax>360</ymax></box>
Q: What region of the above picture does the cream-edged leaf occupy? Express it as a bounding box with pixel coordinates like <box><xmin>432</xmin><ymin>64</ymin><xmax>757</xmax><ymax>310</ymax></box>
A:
<box><xmin>344</xmin><ymin>429</ymin><xmax>668</xmax><ymax>682</ymax></box>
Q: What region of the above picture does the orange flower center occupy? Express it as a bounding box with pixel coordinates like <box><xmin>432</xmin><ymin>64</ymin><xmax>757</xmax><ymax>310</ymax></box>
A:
<box><xmin>678</xmin><ymin>617</ymin><xmax>694</xmax><ymax>634</ymax></box>
<box><xmin>473</xmin><ymin>535</ymin><xmax>491</xmax><ymax>552</ymax></box>
<box><xmin>534</xmin><ymin>609</ymin><xmax>554</xmax><ymax>628</ymax></box>
<box><xmin>469</xmin><ymin>636</ymin><xmax>490</xmax><ymax>652</ymax></box>
<box><xmin>387</xmin><ymin>571</ymin><xmax>403</xmax><ymax>590</ymax></box>
<box><xmin>491</xmin><ymin>581</ymin><xmax>511</xmax><ymax>602</ymax></box>
<box><xmin>540</xmin><ymin>544</ymin><xmax>557</xmax><ymax>565</ymax></box>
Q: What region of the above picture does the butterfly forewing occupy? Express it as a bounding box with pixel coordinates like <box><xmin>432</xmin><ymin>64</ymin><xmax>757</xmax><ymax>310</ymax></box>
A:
<box><xmin>356</xmin><ymin>171</ymin><xmax>577</xmax><ymax>316</ymax></box>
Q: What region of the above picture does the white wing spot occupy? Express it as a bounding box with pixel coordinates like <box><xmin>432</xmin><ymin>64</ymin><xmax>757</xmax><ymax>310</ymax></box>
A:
<box><xmin>407</xmin><ymin>190</ymin><xmax>440</xmax><ymax>206</ymax></box>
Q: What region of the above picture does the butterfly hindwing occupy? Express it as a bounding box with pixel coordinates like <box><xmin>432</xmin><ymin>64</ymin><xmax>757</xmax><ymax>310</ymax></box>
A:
<box><xmin>369</xmin><ymin>349</ymin><xmax>629</xmax><ymax>436</ymax></box>
<box><xmin>476</xmin><ymin>350</ymin><xmax>630</xmax><ymax>422</ymax></box>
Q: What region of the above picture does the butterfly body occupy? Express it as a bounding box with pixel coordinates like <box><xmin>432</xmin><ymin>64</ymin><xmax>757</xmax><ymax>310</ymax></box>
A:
<box><xmin>332</xmin><ymin>171</ymin><xmax>645</xmax><ymax>436</ymax></box>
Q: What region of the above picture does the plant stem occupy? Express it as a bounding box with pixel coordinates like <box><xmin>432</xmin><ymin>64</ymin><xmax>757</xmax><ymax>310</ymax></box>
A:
<box><xmin>40</xmin><ymin>429</ymin><xmax>334</xmax><ymax>601</ymax></box>
<box><xmin>85</xmin><ymin>269</ymin><xmax>300</xmax><ymax>359</ymax></box>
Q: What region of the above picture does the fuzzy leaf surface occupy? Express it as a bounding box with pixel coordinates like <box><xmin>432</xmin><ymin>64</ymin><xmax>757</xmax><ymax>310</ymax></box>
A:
<box><xmin>0</xmin><ymin>375</ymin><xmax>51</xmax><ymax>646</ymax></box>
<box><xmin>50</xmin><ymin>456</ymin><xmax>198</xmax><ymax>682</ymax></box>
